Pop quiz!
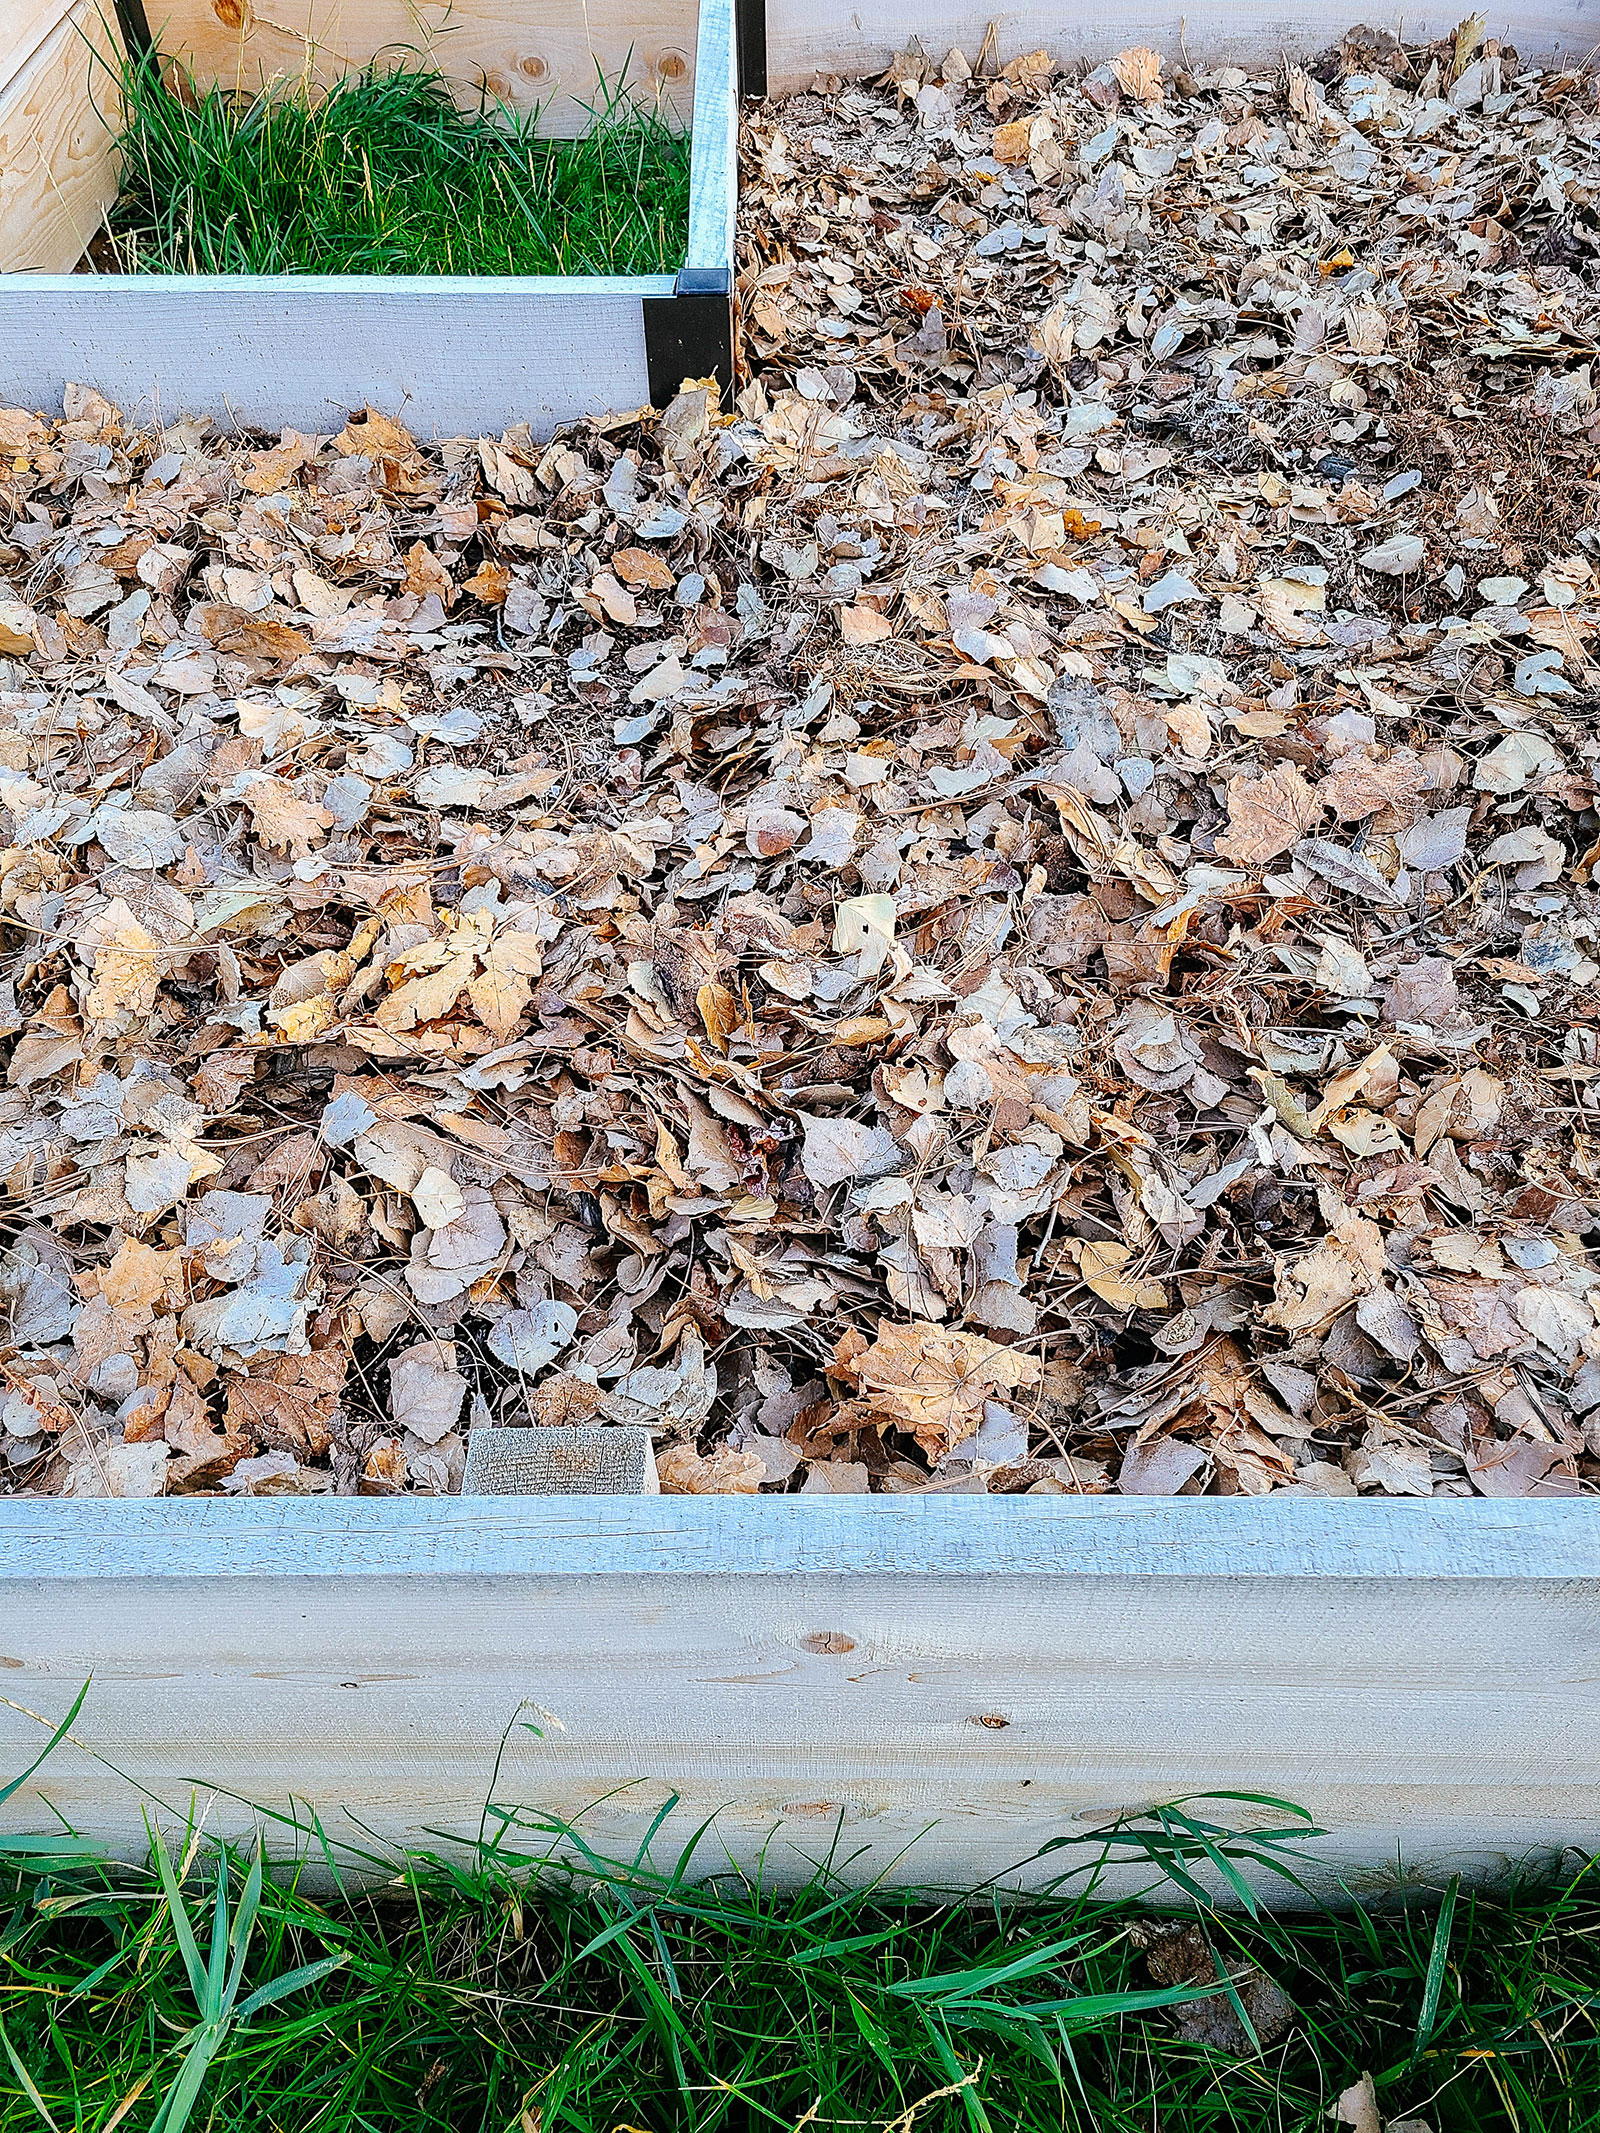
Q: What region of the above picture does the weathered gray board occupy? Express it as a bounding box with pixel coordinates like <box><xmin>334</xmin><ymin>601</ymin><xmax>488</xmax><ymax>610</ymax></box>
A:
<box><xmin>2</xmin><ymin>1498</ymin><xmax>1598</xmax><ymax>1898</ymax></box>
<box><xmin>0</xmin><ymin>0</ymin><xmax>738</xmax><ymax>438</ymax></box>
<box><xmin>763</xmin><ymin>0</ymin><xmax>1598</xmax><ymax>91</ymax></box>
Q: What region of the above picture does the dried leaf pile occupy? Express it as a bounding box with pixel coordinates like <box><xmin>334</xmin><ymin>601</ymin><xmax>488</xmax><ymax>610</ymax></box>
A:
<box><xmin>4</xmin><ymin>19</ymin><xmax>1600</xmax><ymax>1502</ymax></box>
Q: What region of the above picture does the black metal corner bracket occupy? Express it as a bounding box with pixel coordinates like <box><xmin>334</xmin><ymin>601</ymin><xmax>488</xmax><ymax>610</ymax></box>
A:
<box><xmin>643</xmin><ymin>266</ymin><xmax>734</xmax><ymax>410</ymax></box>
<box><xmin>735</xmin><ymin>0</ymin><xmax>767</xmax><ymax>100</ymax></box>
<box><xmin>111</xmin><ymin>0</ymin><xmax>156</xmax><ymax>60</ymax></box>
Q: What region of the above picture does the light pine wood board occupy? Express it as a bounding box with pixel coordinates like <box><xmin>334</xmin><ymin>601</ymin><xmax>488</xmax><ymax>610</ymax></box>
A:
<box><xmin>150</xmin><ymin>0</ymin><xmax>699</xmax><ymax>136</ymax></box>
<box><xmin>685</xmin><ymin>0</ymin><xmax>733</xmax><ymax>267</ymax></box>
<box><xmin>764</xmin><ymin>1</ymin><xmax>1600</xmax><ymax>91</ymax></box>
<box><xmin>0</xmin><ymin>272</ymin><xmax>667</xmax><ymax>434</ymax></box>
<box><xmin>2</xmin><ymin>0</ymin><xmax>81</xmax><ymax>96</ymax></box>
<box><xmin>1</xmin><ymin>1500</ymin><xmax>1598</xmax><ymax>1897</ymax></box>
<box><xmin>0</xmin><ymin>0</ymin><xmax>122</xmax><ymax>273</ymax></box>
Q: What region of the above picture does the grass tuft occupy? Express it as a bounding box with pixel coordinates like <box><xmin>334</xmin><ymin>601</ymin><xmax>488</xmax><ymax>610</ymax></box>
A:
<box><xmin>2</xmin><ymin>1809</ymin><xmax>1599</xmax><ymax>2131</ymax></box>
<box><xmin>100</xmin><ymin>52</ymin><xmax>691</xmax><ymax>277</ymax></box>
<box><xmin>2</xmin><ymin>1714</ymin><xmax>1596</xmax><ymax>2132</ymax></box>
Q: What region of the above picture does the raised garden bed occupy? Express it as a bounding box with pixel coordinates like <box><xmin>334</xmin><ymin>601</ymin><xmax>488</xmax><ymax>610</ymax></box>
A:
<box><xmin>3</xmin><ymin>5</ymin><xmax>1600</xmax><ymax>1890</ymax></box>
<box><xmin>0</xmin><ymin>0</ymin><xmax>740</xmax><ymax>434</ymax></box>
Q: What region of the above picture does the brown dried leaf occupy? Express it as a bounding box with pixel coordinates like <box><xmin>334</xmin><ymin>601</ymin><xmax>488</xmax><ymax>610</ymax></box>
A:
<box><xmin>835</xmin><ymin>1322</ymin><xmax>1041</xmax><ymax>1459</ymax></box>
<box><xmin>1214</xmin><ymin>762</ymin><xmax>1321</xmax><ymax>865</ymax></box>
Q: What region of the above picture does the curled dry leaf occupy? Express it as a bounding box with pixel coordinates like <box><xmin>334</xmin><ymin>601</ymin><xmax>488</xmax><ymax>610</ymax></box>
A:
<box><xmin>657</xmin><ymin>1443</ymin><xmax>765</xmax><ymax>1492</ymax></box>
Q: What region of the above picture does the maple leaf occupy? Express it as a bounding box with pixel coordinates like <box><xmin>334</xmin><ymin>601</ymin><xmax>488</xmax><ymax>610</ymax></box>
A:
<box><xmin>237</xmin><ymin>774</ymin><xmax>334</xmax><ymax>858</ymax></box>
<box><xmin>79</xmin><ymin>897</ymin><xmax>164</xmax><ymax>1034</ymax></box>
<box><xmin>462</xmin><ymin>560</ymin><xmax>510</xmax><ymax>605</ymax></box>
<box><xmin>404</xmin><ymin>540</ymin><xmax>456</xmax><ymax>604</ymax></box>
<box><xmin>657</xmin><ymin>1443</ymin><xmax>765</xmax><ymax>1493</ymax></box>
<box><xmin>242</xmin><ymin>433</ymin><xmax>310</xmax><ymax>494</ymax></box>
<box><xmin>1111</xmin><ymin>44</ymin><xmax>1163</xmax><ymax>102</ymax></box>
<box><xmin>335</xmin><ymin>406</ymin><xmax>417</xmax><ymax>459</ymax></box>
<box><xmin>1214</xmin><ymin>762</ymin><xmax>1322</xmax><ymax>866</ymax></box>
<box><xmin>225</xmin><ymin>1349</ymin><xmax>346</xmax><ymax>1458</ymax></box>
<box><xmin>378</xmin><ymin>909</ymin><xmax>544</xmax><ymax>1039</ymax></box>
<box><xmin>834</xmin><ymin>1322</ymin><xmax>1040</xmax><ymax>1460</ymax></box>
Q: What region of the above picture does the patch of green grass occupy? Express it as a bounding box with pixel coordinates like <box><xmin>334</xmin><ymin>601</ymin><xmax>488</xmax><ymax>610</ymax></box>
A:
<box><xmin>101</xmin><ymin>53</ymin><xmax>691</xmax><ymax>276</ymax></box>
<box><xmin>2</xmin><ymin>1793</ymin><xmax>1599</xmax><ymax>2133</ymax></box>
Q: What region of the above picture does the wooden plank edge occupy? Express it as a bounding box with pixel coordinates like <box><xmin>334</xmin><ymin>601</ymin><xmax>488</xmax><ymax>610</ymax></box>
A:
<box><xmin>0</xmin><ymin>275</ymin><xmax>669</xmax><ymax>435</ymax></box>
<box><xmin>761</xmin><ymin>3</ymin><xmax>1599</xmax><ymax>87</ymax></box>
<box><xmin>1</xmin><ymin>271</ymin><xmax>677</xmax><ymax>297</ymax></box>
<box><xmin>641</xmin><ymin>0</ymin><xmax>738</xmax><ymax>404</ymax></box>
<box><xmin>0</xmin><ymin>0</ymin><xmax>83</xmax><ymax>102</ymax></box>
<box><xmin>0</xmin><ymin>1496</ymin><xmax>1596</xmax><ymax>1581</ymax></box>
<box><xmin>0</xmin><ymin>0</ymin><xmax>125</xmax><ymax>273</ymax></box>
<box><xmin>686</xmin><ymin>0</ymin><xmax>737</xmax><ymax>270</ymax></box>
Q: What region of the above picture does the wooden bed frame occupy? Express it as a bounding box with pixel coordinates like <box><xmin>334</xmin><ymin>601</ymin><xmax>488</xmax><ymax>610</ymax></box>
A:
<box><xmin>0</xmin><ymin>0</ymin><xmax>740</xmax><ymax>434</ymax></box>
<box><xmin>2</xmin><ymin>1497</ymin><xmax>1597</xmax><ymax>1895</ymax></box>
<box><xmin>2</xmin><ymin>2</ymin><xmax>1598</xmax><ymax>1890</ymax></box>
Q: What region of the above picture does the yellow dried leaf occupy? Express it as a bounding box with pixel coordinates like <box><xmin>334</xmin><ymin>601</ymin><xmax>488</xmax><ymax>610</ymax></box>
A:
<box><xmin>242</xmin><ymin>434</ymin><xmax>310</xmax><ymax>494</ymax></box>
<box><xmin>697</xmin><ymin>981</ymin><xmax>740</xmax><ymax>1050</ymax></box>
<box><xmin>658</xmin><ymin>1443</ymin><xmax>765</xmax><ymax>1493</ymax></box>
<box><xmin>462</xmin><ymin>560</ymin><xmax>510</xmax><ymax>605</ymax></box>
<box><xmin>1111</xmin><ymin>44</ymin><xmax>1163</xmax><ymax>103</ymax></box>
<box><xmin>380</xmin><ymin>909</ymin><xmax>544</xmax><ymax>1039</ymax></box>
<box><xmin>614</xmin><ymin>546</ymin><xmax>676</xmax><ymax>590</ymax></box>
<box><xmin>268</xmin><ymin>993</ymin><xmax>337</xmax><ymax>1043</ymax></box>
<box><xmin>840</xmin><ymin>602</ymin><xmax>893</xmax><ymax>645</ymax></box>
<box><xmin>335</xmin><ymin>406</ymin><xmax>417</xmax><ymax>460</ymax></box>
<box><xmin>239</xmin><ymin>777</ymin><xmax>334</xmax><ymax>859</ymax></box>
<box><xmin>82</xmin><ymin>898</ymin><xmax>162</xmax><ymax>1032</ymax></box>
<box><xmin>1066</xmin><ymin>1239</ymin><xmax>1168</xmax><ymax>1310</ymax></box>
<box><xmin>588</xmin><ymin>572</ymin><xmax>638</xmax><ymax>626</ymax></box>
<box><xmin>404</xmin><ymin>541</ymin><xmax>456</xmax><ymax>604</ymax></box>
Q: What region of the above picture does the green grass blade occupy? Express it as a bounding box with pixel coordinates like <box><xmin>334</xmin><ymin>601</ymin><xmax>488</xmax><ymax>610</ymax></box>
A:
<box><xmin>0</xmin><ymin>1682</ymin><xmax>91</xmax><ymax>1812</ymax></box>
<box><xmin>1415</xmin><ymin>1872</ymin><xmax>1461</xmax><ymax>2057</ymax></box>
<box><xmin>232</xmin><ymin>1951</ymin><xmax>349</xmax><ymax>2023</ymax></box>
<box><xmin>149</xmin><ymin>1825</ymin><xmax>210</xmax><ymax>2010</ymax></box>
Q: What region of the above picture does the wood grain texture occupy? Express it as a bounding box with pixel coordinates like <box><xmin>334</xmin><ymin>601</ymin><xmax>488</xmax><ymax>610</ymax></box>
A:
<box><xmin>685</xmin><ymin>0</ymin><xmax>734</xmax><ymax>268</ymax></box>
<box><xmin>0</xmin><ymin>273</ymin><xmax>665</xmax><ymax>434</ymax></box>
<box><xmin>150</xmin><ymin>0</ymin><xmax>699</xmax><ymax>138</ymax></box>
<box><xmin>3</xmin><ymin>1496</ymin><xmax>1598</xmax><ymax>1580</ymax></box>
<box><xmin>1</xmin><ymin>0</ymin><xmax>82</xmax><ymax>95</ymax></box>
<box><xmin>764</xmin><ymin>0</ymin><xmax>1600</xmax><ymax>91</ymax></box>
<box><xmin>0</xmin><ymin>0</ymin><xmax>122</xmax><ymax>273</ymax></box>
<box><xmin>1</xmin><ymin>1503</ymin><xmax>1598</xmax><ymax>1895</ymax></box>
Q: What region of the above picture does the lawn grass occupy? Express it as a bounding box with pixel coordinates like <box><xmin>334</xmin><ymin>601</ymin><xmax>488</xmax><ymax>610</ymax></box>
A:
<box><xmin>101</xmin><ymin>54</ymin><xmax>692</xmax><ymax>277</ymax></box>
<box><xmin>2</xmin><ymin>1791</ymin><xmax>1599</xmax><ymax>2133</ymax></box>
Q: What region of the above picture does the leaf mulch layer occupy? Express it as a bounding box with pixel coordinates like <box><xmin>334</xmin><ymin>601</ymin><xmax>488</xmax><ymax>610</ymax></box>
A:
<box><xmin>2</xmin><ymin>20</ymin><xmax>1600</xmax><ymax>1502</ymax></box>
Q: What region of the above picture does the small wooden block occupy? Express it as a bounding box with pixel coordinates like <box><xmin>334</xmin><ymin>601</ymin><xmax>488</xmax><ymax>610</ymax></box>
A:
<box><xmin>462</xmin><ymin>1425</ymin><xmax>659</xmax><ymax>1496</ymax></box>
